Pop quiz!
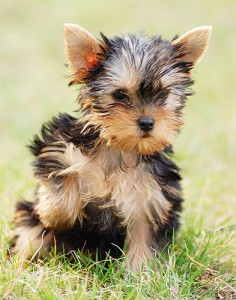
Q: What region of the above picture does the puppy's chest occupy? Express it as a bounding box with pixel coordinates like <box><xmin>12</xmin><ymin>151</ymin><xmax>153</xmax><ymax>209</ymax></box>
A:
<box><xmin>81</xmin><ymin>149</ymin><xmax>154</xmax><ymax>200</ymax></box>
<box><xmin>75</xmin><ymin>147</ymin><xmax>170</xmax><ymax>225</ymax></box>
<box><xmin>107</xmin><ymin>160</ymin><xmax>155</xmax><ymax>206</ymax></box>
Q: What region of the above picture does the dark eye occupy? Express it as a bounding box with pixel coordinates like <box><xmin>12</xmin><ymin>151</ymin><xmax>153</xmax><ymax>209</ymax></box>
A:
<box><xmin>112</xmin><ymin>89</ymin><xmax>129</xmax><ymax>103</ymax></box>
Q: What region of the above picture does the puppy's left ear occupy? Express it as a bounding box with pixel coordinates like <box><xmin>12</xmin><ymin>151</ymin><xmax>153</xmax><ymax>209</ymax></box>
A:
<box><xmin>171</xmin><ymin>26</ymin><xmax>212</xmax><ymax>66</ymax></box>
<box><xmin>64</xmin><ymin>23</ymin><xmax>102</xmax><ymax>84</ymax></box>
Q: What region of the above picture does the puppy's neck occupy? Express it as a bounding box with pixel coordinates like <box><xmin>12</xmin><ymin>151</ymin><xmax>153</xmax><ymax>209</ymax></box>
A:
<box><xmin>95</xmin><ymin>143</ymin><xmax>141</xmax><ymax>173</ymax></box>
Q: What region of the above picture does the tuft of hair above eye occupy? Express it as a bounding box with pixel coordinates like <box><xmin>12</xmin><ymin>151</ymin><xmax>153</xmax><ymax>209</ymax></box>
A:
<box><xmin>157</xmin><ymin>88</ymin><xmax>170</xmax><ymax>101</ymax></box>
<box><xmin>112</xmin><ymin>89</ymin><xmax>130</xmax><ymax>104</ymax></box>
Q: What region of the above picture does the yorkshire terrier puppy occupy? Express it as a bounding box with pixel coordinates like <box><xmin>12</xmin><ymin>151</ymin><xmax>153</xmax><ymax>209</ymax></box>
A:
<box><xmin>10</xmin><ymin>24</ymin><xmax>211</xmax><ymax>270</ymax></box>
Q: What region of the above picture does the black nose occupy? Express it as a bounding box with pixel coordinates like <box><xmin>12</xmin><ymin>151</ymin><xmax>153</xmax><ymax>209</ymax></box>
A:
<box><xmin>137</xmin><ymin>117</ymin><xmax>154</xmax><ymax>132</ymax></box>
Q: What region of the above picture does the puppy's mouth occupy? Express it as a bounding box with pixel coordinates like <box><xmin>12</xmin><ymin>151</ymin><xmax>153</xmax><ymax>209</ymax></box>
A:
<box><xmin>140</xmin><ymin>133</ymin><xmax>151</xmax><ymax>138</ymax></box>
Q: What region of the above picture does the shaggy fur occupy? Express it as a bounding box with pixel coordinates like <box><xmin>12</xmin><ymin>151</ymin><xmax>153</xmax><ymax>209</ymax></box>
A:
<box><xmin>10</xmin><ymin>24</ymin><xmax>211</xmax><ymax>270</ymax></box>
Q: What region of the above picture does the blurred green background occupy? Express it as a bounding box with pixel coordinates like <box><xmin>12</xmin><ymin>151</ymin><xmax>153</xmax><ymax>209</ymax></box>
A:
<box><xmin>0</xmin><ymin>0</ymin><xmax>236</xmax><ymax>230</ymax></box>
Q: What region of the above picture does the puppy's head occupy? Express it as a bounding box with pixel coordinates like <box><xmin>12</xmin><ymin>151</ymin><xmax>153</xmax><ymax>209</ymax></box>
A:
<box><xmin>64</xmin><ymin>24</ymin><xmax>211</xmax><ymax>155</ymax></box>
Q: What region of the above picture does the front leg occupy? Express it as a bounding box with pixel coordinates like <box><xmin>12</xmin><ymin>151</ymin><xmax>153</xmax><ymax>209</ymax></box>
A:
<box><xmin>35</xmin><ymin>178</ymin><xmax>83</xmax><ymax>231</ymax></box>
<box><xmin>126</xmin><ymin>217</ymin><xmax>154</xmax><ymax>270</ymax></box>
<box><xmin>34</xmin><ymin>142</ymin><xmax>107</xmax><ymax>231</ymax></box>
<box><xmin>10</xmin><ymin>153</ymin><xmax>84</xmax><ymax>260</ymax></box>
<box><xmin>33</xmin><ymin>142</ymin><xmax>84</xmax><ymax>230</ymax></box>
<box><xmin>10</xmin><ymin>142</ymin><xmax>110</xmax><ymax>259</ymax></box>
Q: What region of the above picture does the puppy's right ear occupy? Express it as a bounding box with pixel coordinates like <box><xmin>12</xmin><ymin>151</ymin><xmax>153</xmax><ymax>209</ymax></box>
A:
<box><xmin>64</xmin><ymin>23</ymin><xmax>101</xmax><ymax>84</ymax></box>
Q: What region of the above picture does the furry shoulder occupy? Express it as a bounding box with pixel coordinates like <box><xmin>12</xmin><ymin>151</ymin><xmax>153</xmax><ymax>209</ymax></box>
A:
<box><xmin>28</xmin><ymin>113</ymin><xmax>100</xmax><ymax>156</ymax></box>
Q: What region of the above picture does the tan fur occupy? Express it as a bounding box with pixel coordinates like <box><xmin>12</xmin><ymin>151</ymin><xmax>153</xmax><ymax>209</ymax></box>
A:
<box><xmin>13</xmin><ymin>130</ymin><xmax>174</xmax><ymax>268</ymax></box>
<box><xmin>107</xmin><ymin>153</ymin><xmax>172</xmax><ymax>228</ymax></box>
<box><xmin>12</xmin><ymin>224</ymin><xmax>53</xmax><ymax>260</ymax></box>
<box><xmin>171</xmin><ymin>26</ymin><xmax>212</xmax><ymax>65</ymax></box>
<box><xmin>107</xmin><ymin>152</ymin><xmax>172</xmax><ymax>269</ymax></box>
<box><xmin>12</xmin><ymin>24</ymin><xmax>212</xmax><ymax>270</ymax></box>
<box><xmin>35</xmin><ymin>179</ymin><xmax>82</xmax><ymax>230</ymax></box>
<box><xmin>64</xmin><ymin>23</ymin><xmax>102</xmax><ymax>83</ymax></box>
<box><xmin>30</xmin><ymin>141</ymin><xmax>172</xmax><ymax>269</ymax></box>
<box><xmin>103</xmin><ymin>61</ymin><xmax>141</xmax><ymax>94</ymax></box>
<box><xmin>83</xmin><ymin>103</ymin><xmax>183</xmax><ymax>155</ymax></box>
<box><xmin>35</xmin><ymin>142</ymin><xmax>110</xmax><ymax>230</ymax></box>
<box><xmin>126</xmin><ymin>216</ymin><xmax>153</xmax><ymax>270</ymax></box>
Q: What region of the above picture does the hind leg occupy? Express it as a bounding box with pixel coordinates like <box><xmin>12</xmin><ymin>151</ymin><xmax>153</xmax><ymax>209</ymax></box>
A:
<box><xmin>10</xmin><ymin>201</ymin><xmax>54</xmax><ymax>260</ymax></box>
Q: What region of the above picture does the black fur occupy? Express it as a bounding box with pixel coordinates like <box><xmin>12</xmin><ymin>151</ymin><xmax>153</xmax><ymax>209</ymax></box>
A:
<box><xmin>55</xmin><ymin>201</ymin><xmax>126</xmax><ymax>259</ymax></box>
<box><xmin>20</xmin><ymin>114</ymin><xmax>181</xmax><ymax>257</ymax></box>
<box><xmin>11</xmin><ymin>199</ymin><xmax>125</xmax><ymax>261</ymax></box>
<box><xmin>81</xmin><ymin>33</ymin><xmax>194</xmax><ymax>109</ymax></box>
<box><xmin>144</xmin><ymin>152</ymin><xmax>182</xmax><ymax>248</ymax></box>
<box><xmin>29</xmin><ymin>113</ymin><xmax>99</xmax><ymax>156</ymax></box>
<box><xmin>10</xmin><ymin>28</ymin><xmax>204</xmax><ymax>267</ymax></box>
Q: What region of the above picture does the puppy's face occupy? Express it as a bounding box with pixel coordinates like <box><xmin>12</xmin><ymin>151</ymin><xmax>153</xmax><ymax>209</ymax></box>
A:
<box><xmin>64</xmin><ymin>24</ymin><xmax>211</xmax><ymax>155</ymax></box>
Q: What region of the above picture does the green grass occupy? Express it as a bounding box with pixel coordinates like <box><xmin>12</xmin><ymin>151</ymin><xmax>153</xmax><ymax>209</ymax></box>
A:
<box><xmin>0</xmin><ymin>1</ymin><xmax>236</xmax><ymax>299</ymax></box>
